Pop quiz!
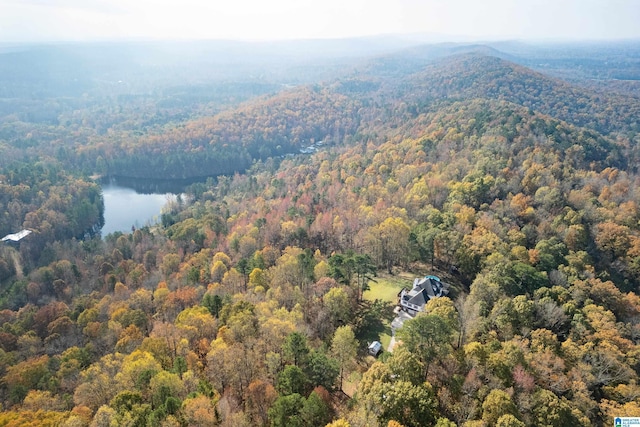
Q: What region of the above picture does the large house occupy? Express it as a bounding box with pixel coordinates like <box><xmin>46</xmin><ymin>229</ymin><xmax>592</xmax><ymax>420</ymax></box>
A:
<box><xmin>398</xmin><ymin>275</ymin><xmax>448</xmax><ymax>316</ymax></box>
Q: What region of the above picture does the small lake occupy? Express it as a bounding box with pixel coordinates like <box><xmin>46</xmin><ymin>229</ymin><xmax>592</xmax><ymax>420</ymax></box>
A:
<box><xmin>100</xmin><ymin>175</ymin><xmax>215</xmax><ymax>236</ymax></box>
<box><xmin>101</xmin><ymin>182</ymin><xmax>174</xmax><ymax>235</ymax></box>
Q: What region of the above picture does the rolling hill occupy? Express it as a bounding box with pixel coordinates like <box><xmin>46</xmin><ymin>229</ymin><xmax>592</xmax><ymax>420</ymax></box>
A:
<box><xmin>1</xmin><ymin>40</ymin><xmax>640</xmax><ymax>426</ymax></box>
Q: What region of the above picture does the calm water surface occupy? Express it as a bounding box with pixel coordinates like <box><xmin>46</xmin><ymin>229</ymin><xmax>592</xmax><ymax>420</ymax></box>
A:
<box><xmin>101</xmin><ymin>183</ymin><xmax>172</xmax><ymax>235</ymax></box>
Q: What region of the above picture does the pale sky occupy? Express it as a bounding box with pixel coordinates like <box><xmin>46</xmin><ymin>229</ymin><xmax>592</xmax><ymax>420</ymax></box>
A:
<box><xmin>1</xmin><ymin>0</ymin><xmax>639</xmax><ymax>43</ymax></box>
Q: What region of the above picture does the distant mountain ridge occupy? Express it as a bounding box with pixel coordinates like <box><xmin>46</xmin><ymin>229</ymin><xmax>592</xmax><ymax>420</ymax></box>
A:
<box><xmin>2</xmin><ymin>40</ymin><xmax>640</xmax><ymax>179</ymax></box>
<box><xmin>85</xmin><ymin>49</ymin><xmax>640</xmax><ymax>178</ymax></box>
<box><xmin>387</xmin><ymin>53</ymin><xmax>640</xmax><ymax>136</ymax></box>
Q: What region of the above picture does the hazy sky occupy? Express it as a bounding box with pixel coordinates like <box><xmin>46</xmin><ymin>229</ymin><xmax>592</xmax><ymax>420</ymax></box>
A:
<box><xmin>2</xmin><ymin>0</ymin><xmax>639</xmax><ymax>43</ymax></box>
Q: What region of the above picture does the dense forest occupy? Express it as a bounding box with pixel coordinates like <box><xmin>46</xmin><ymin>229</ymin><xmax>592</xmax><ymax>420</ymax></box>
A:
<box><xmin>1</xmin><ymin>39</ymin><xmax>640</xmax><ymax>426</ymax></box>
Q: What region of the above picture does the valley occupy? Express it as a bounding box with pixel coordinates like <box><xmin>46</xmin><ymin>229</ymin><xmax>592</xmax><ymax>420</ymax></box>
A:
<box><xmin>0</xmin><ymin>38</ymin><xmax>640</xmax><ymax>426</ymax></box>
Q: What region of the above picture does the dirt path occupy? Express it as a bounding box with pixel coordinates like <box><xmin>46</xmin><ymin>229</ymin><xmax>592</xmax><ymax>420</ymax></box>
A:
<box><xmin>9</xmin><ymin>249</ymin><xmax>23</xmax><ymax>279</ymax></box>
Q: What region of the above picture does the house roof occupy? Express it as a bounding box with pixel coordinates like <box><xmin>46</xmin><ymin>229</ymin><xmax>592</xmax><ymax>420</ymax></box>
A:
<box><xmin>402</xmin><ymin>276</ymin><xmax>445</xmax><ymax>307</ymax></box>
<box><xmin>1</xmin><ymin>229</ymin><xmax>32</xmax><ymax>242</ymax></box>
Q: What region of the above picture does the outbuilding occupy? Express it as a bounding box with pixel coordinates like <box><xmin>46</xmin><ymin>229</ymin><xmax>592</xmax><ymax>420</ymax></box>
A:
<box><xmin>1</xmin><ymin>229</ymin><xmax>32</xmax><ymax>243</ymax></box>
<box><xmin>368</xmin><ymin>341</ymin><xmax>382</xmax><ymax>356</ymax></box>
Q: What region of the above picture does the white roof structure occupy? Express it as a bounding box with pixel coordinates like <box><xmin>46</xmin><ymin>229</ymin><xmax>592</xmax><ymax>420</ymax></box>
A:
<box><xmin>368</xmin><ymin>341</ymin><xmax>382</xmax><ymax>355</ymax></box>
<box><xmin>1</xmin><ymin>229</ymin><xmax>32</xmax><ymax>242</ymax></box>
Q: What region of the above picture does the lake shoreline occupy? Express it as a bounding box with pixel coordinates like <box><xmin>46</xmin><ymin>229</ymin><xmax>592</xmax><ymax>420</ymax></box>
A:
<box><xmin>100</xmin><ymin>182</ymin><xmax>177</xmax><ymax>236</ymax></box>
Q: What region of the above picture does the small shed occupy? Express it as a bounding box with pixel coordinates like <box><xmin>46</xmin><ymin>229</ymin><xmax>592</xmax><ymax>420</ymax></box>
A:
<box><xmin>368</xmin><ymin>341</ymin><xmax>382</xmax><ymax>356</ymax></box>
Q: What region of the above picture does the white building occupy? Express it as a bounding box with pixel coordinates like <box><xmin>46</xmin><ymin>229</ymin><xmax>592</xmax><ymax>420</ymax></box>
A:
<box><xmin>1</xmin><ymin>229</ymin><xmax>32</xmax><ymax>243</ymax></box>
<box><xmin>368</xmin><ymin>341</ymin><xmax>382</xmax><ymax>356</ymax></box>
<box><xmin>398</xmin><ymin>275</ymin><xmax>448</xmax><ymax>316</ymax></box>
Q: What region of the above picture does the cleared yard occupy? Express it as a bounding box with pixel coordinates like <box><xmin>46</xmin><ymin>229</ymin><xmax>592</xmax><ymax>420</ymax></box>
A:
<box><xmin>361</xmin><ymin>274</ymin><xmax>412</xmax><ymax>354</ymax></box>
<box><xmin>363</xmin><ymin>275</ymin><xmax>411</xmax><ymax>303</ymax></box>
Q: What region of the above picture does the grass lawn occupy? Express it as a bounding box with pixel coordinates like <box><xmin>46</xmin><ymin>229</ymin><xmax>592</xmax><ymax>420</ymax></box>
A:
<box><xmin>379</xmin><ymin>330</ymin><xmax>391</xmax><ymax>351</ymax></box>
<box><xmin>360</xmin><ymin>274</ymin><xmax>411</xmax><ymax>352</ymax></box>
<box><xmin>363</xmin><ymin>275</ymin><xmax>411</xmax><ymax>304</ymax></box>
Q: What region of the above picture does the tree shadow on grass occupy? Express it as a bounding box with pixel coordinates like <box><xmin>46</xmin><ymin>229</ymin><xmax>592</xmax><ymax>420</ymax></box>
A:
<box><xmin>353</xmin><ymin>299</ymin><xmax>395</xmax><ymax>348</ymax></box>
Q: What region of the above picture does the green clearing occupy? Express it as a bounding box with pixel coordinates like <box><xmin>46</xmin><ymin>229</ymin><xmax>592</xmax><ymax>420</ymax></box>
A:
<box><xmin>363</xmin><ymin>275</ymin><xmax>410</xmax><ymax>303</ymax></box>
<box><xmin>360</xmin><ymin>274</ymin><xmax>411</xmax><ymax>353</ymax></box>
<box><xmin>379</xmin><ymin>330</ymin><xmax>391</xmax><ymax>351</ymax></box>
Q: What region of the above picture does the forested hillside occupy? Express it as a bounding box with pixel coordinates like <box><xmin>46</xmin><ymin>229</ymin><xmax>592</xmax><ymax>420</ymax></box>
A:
<box><xmin>1</xmin><ymin>40</ymin><xmax>640</xmax><ymax>426</ymax></box>
<box><xmin>403</xmin><ymin>54</ymin><xmax>640</xmax><ymax>135</ymax></box>
<box><xmin>81</xmin><ymin>87</ymin><xmax>362</xmax><ymax>179</ymax></box>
